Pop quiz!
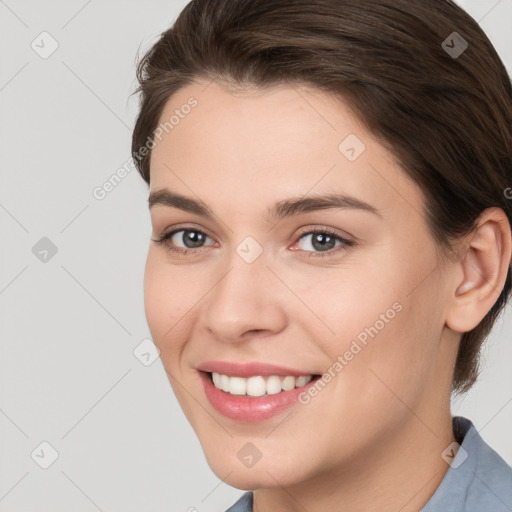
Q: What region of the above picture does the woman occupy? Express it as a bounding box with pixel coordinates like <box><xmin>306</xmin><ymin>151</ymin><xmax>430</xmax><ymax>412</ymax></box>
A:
<box><xmin>130</xmin><ymin>0</ymin><xmax>512</xmax><ymax>510</ymax></box>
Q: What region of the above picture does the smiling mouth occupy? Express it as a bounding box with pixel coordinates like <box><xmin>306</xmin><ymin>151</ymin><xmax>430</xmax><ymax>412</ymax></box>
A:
<box><xmin>206</xmin><ymin>371</ymin><xmax>322</xmax><ymax>398</ymax></box>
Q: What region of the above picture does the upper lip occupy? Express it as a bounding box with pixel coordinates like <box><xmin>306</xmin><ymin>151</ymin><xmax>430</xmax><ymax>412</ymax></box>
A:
<box><xmin>196</xmin><ymin>360</ymin><xmax>318</xmax><ymax>378</ymax></box>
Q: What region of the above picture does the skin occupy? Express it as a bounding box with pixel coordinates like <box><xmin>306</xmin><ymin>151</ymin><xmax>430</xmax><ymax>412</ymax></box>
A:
<box><xmin>143</xmin><ymin>79</ymin><xmax>511</xmax><ymax>512</ymax></box>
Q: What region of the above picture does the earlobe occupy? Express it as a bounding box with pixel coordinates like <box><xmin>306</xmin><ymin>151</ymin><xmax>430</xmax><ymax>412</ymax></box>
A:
<box><xmin>446</xmin><ymin>208</ymin><xmax>511</xmax><ymax>333</ymax></box>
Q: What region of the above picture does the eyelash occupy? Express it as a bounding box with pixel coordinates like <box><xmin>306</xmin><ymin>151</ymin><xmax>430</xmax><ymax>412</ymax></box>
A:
<box><xmin>152</xmin><ymin>227</ymin><xmax>355</xmax><ymax>259</ymax></box>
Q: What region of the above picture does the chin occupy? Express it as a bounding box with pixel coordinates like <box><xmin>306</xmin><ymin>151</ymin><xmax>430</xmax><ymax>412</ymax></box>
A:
<box><xmin>202</xmin><ymin>443</ymin><xmax>313</xmax><ymax>490</ymax></box>
<box><xmin>209</xmin><ymin>464</ymin><xmax>297</xmax><ymax>491</ymax></box>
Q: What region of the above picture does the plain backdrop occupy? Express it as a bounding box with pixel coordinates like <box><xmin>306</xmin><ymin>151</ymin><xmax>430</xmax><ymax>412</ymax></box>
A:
<box><xmin>0</xmin><ymin>0</ymin><xmax>511</xmax><ymax>510</ymax></box>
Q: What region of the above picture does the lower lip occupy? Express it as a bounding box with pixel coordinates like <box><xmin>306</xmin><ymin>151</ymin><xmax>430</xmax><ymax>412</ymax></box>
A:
<box><xmin>199</xmin><ymin>371</ymin><xmax>320</xmax><ymax>423</ymax></box>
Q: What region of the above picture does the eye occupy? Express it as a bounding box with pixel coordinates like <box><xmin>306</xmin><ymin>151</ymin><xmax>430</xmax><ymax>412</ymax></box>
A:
<box><xmin>152</xmin><ymin>226</ymin><xmax>355</xmax><ymax>259</ymax></box>
<box><xmin>292</xmin><ymin>228</ymin><xmax>354</xmax><ymax>258</ymax></box>
<box><xmin>152</xmin><ymin>228</ymin><xmax>214</xmax><ymax>255</ymax></box>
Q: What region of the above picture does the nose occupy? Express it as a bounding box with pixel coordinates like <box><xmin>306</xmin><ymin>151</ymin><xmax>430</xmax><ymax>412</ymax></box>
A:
<box><xmin>201</xmin><ymin>249</ymin><xmax>288</xmax><ymax>344</ymax></box>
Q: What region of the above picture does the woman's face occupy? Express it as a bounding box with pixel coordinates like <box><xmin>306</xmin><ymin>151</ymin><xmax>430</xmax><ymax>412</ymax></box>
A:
<box><xmin>144</xmin><ymin>80</ymin><xmax>459</xmax><ymax>489</ymax></box>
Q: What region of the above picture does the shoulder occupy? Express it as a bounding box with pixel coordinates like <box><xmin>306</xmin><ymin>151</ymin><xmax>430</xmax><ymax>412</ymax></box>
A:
<box><xmin>422</xmin><ymin>416</ymin><xmax>512</xmax><ymax>512</ymax></box>
<box><xmin>464</xmin><ymin>418</ymin><xmax>512</xmax><ymax>510</ymax></box>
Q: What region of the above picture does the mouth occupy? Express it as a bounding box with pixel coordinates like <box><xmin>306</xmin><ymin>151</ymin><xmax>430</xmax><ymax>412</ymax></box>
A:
<box><xmin>207</xmin><ymin>371</ymin><xmax>322</xmax><ymax>398</ymax></box>
<box><xmin>198</xmin><ymin>369</ymin><xmax>323</xmax><ymax>422</ymax></box>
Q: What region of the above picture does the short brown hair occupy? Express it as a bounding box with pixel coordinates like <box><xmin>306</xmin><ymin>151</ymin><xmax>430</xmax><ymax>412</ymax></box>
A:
<box><xmin>131</xmin><ymin>0</ymin><xmax>512</xmax><ymax>394</ymax></box>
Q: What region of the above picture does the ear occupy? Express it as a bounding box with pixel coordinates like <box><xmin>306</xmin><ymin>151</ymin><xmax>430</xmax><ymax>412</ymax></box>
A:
<box><xmin>446</xmin><ymin>207</ymin><xmax>512</xmax><ymax>333</ymax></box>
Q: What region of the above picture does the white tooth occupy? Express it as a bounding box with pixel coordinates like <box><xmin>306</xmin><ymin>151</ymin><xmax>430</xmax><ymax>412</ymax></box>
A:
<box><xmin>295</xmin><ymin>376</ymin><xmax>308</xmax><ymax>387</ymax></box>
<box><xmin>229</xmin><ymin>376</ymin><xmax>247</xmax><ymax>395</ymax></box>
<box><xmin>220</xmin><ymin>374</ymin><xmax>230</xmax><ymax>392</ymax></box>
<box><xmin>247</xmin><ymin>376</ymin><xmax>266</xmax><ymax>397</ymax></box>
<box><xmin>212</xmin><ymin>372</ymin><xmax>221</xmax><ymax>388</ymax></box>
<box><xmin>211</xmin><ymin>373</ymin><xmax>313</xmax><ymax>395</ymax></box>
<box><xmin>281</xmin><ymin>375</ymin><xmax>296</xmax><ymax>391</ymax></box>
<box><xmin>266</xmin><ymin>375</ymin><xmax>283</xmax><ymax>394</ymax></box>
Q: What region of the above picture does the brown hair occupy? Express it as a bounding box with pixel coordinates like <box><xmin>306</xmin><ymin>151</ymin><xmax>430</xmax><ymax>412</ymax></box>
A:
<box><xmin>131</xmin><ymin>0</ymin><xmax>512</xmax><ymax>394</ymax></box>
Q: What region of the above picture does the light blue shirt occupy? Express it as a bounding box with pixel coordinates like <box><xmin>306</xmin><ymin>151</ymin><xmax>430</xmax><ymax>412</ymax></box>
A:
<box><xmin>225</xmin><ymin>416</ymin><xmax>512</xmax><ymax>511</ymax></box>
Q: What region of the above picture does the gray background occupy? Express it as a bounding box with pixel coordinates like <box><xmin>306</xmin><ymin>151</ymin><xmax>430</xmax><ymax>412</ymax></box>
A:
<box><xmin>0</xmin><ymin>0</ymin><xmax>511</xmax><ymax>510</ymax></box>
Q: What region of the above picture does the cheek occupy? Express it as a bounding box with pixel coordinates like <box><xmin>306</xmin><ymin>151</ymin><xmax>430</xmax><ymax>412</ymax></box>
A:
<box><xmin>301</xmin><ymin>249</ymin><xmax>442</xmax><ymax>402</ymax></box>
<box><xmin>285</xmin><ymin>261</ymin><xmax>403</xmax><ymax>352</ymax></box>
<box><xmin>143</xmin><ymin>249</ymin><xmax>201</xmax><ymax>351</ymax></box>
<box><xmin>143</xmin><ymin>251</ymin><xmax>206</xmax><ymax>413</ymax></box>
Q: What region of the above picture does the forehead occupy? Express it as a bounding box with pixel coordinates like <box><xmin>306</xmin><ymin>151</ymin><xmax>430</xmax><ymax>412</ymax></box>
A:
<box><xmin>152</xmin><ymin>80</ymin><xmax>369</xmax><ymax>162</ymax></box>
<box><xmin>148</xmin><ymin>79</ymin><xmax>425</xmax><ymax>221</ymax></box>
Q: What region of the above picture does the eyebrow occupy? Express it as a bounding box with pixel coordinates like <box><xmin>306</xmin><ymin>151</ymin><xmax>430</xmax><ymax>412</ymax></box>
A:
<box><xmin>148</xmin><ymin>188</ymin><xmax>382</xmax><ymax>221</ymax></box>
